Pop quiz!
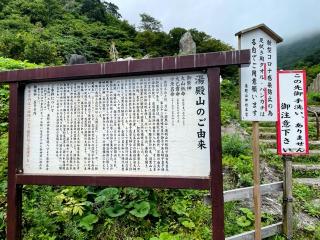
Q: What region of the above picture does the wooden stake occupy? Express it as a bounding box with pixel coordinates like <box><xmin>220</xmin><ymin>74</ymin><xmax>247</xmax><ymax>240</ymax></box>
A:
<box><xmin>252</xmin><ymin>121</ymin><xmax>261</xmax><ymax>240</ymax></box>
<box><xmin>283</xmin><ymin>155</ymin><xmax>293</xmax><ymax>239</ymax></box>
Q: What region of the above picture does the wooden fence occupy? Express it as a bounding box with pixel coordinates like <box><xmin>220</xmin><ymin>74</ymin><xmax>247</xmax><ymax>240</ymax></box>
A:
<box><xmin>308</xmin><ymin>73</ymin><xmax>320</xmax><ymax>92</ymax></box>
<box><xmin>205</xmin><ymin>182</ymin><xmax>284</xmax><ymax>239</ymax></box>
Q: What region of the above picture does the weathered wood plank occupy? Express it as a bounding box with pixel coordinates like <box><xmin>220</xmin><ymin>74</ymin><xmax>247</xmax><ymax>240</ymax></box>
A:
<box><xmin>203</xmin><ymin>182</ymin><xmax>283</xmax><ymax>204</ymax></box>
<box><xmin>224</xmin><ymin>182</ymin><xmax>283</xmax><ymax>202</ymax></box>
<box><xmin>0</xmin><ymin>50</ymin><xmax>250</xmax><ymax>84</ymax></box>
<box><xmin>226</xmin><ymin>222</ymin><xmax>283</xmax><ymax>240</ymax></box>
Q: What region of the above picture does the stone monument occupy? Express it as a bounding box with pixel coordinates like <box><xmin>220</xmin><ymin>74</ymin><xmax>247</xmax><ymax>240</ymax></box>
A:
<box><xmin>68</xmin><ymin>54</ymin><xmax>87</xmax><ymax>65</ymax></box>
<box><xmin>179</xmin><ymin>31</ymin><xmax>196</xmax><ymax>55</ymax></box>
<box><xmin>109</xmin><ymin>41</ymin><xmax>119</xmax><ymax>62</ymax></box>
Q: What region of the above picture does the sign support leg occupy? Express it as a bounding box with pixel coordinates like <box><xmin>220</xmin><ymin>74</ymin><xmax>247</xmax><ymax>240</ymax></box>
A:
<box><xmin>252</xmin><ymin>121</ymin><xmax>261</xmax><ymax>240</ymax></box>
<box><xmin>7</xmin><ymin>83</ymin><xmax>24</xmax><ymax>240</ymax></box>
<box><xmin>7</xmin><ymin>184</ymin><xmax>22</xmax><ymax>240</ymax></box>
<box><xmin>207</xmin><ymin>68</ymin><xmax>224</xmax><ymax>240</ymax></box>
<box><xmin>283</xmin><ymin>155</ymin><xmax>293</xmax><ymax>239</ymax></box>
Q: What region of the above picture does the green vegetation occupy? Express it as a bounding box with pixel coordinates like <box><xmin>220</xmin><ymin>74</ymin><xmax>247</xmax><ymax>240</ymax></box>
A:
<box><xmin>223</xmin><ymin>154</ymin><xmax>253</xmax><ymax>187</ymax></box>
<box><xmin>278</xmin><ymin>33</ymin><xmax>320</xmax><ymax>85</ymax></box>
<box><xmin>0</xmin><ymin>0</ymin><xmax>233</xmax><ymax>66</ymax></box>
<box><xmin>221</xmin><ymin>100</ymin><xmax>238</xmax><ymax>125</ymax></box>
<box><xmin>21</xmin><ymin>185</ymin><xmax>213</xmax><ymax>239</ymax></box>
<box><xmin>293</xmin><ymin>169</ymin><xmax>320</xmax><ymax>178</ymax></box>
<box><xmin>220</xmin><ymin>79</ymin><xmax>240</xmax><ymax>125</ymax></box>
<box><xmin>308</xmin><ymin>92</ymin><xmax>320</xmax><ymax>106</ymax></box>
<box><xmin>292</xmin><ymin>184</ymin><xmax>320</xmax><ymax>238</ymax></box>
<box><xmin>0</xmin><ymin>0</ymin><xmax>319</xmax><ymax>239</ymax></box>
<box><xmin>278</xmin><ymin>32</ymin><xmax>320</xmax><ymax>70</ymax></box>
<box><xmin>222</xmin><ymin>134</ymin><xmax>250</xmax><ymax>157</ymax></box>
<box><xmin>0</xmin><ymin>57</ymin><xmax>41</xmax><ymax>134</ymax></box>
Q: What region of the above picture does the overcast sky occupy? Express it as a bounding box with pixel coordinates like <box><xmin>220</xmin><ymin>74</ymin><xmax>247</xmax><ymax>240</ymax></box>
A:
<box><xmin>109</xmin><ymin>0</ymin><xmax>319</xmax><ymax>47</ymax></box>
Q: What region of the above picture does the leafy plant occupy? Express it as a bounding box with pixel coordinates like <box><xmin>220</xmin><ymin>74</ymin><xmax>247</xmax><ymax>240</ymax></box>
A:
<box><xmin>308</xmin><ymin>92</ymin><xmax>320</xmax><ymax>105</ymax></box>
<box><xmin>105</xmin><ymin>204</ymin><xmax>126</xmax><ymax>217</ymax></box>
<box><xmin>129</xmin><ymin>201</ymin><xmax>151</xmax><ymax>218</ymax></box>
<box><xmin>304</xmin><ymin>202</ymin><xmax>320</xmax><ymax>218</ymax></box>
<box><xmin>223</xmin><ymin>155</ymin><xmax>253</xmax><ymax>187</ymax></box>
<box><xmin>221</xmin><ymin>79</ymin><xmax>238</xmax><ymax>99</ymax></box>
<box><xmin>79</xmin><ymin>214</ymin><xmax>99</xmax><ymax>231</ymax></box>
<box><xmin>236</xmin><ymin>208</ymin><xmax>254</xmax><ymax>228</ymax></box>
<box><xmin>95</xmin><ymin>187</ymin><xmax>119</xmax><ymax>203</ymax></box>
<box><xmin>221</xmin><ymin>99</ymin><xmax>239</xmax><ymax>125</ymax></box>
<box><xmin>222</xmin><ymin>134</ymin><xmax>250</xmax><ymax>157</ymax></box>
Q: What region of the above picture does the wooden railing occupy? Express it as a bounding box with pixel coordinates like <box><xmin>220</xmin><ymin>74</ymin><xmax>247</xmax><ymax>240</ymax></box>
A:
<box><xmin>205</xmin><ymin>182</ymin><xmax>284</xmax><ymax>239</ymax></box>
<box><xmin>308</xmin><ymin>107</ymin><xmax>320</xmax><ymax>140</ymax></box>
<box><xmin>308</xmin><ymin>73</ymin><xmax>320</xmax><ymax>92</ymax></box>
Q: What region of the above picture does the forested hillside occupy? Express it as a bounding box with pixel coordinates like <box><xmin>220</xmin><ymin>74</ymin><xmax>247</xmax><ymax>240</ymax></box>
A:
<box><xmin>278</xmin><ymin>32</ymin><xmax>320</xmax><ymax>69</ymax></box>
<box><xmin>278</xmin><ymin>32</ymin><xmax>320</xmax><ymax>84</ymax></box>
<box><xmin>0</xmin><ymin>0</ymin><xmax>231</xmax><ymax>64</ymax></box>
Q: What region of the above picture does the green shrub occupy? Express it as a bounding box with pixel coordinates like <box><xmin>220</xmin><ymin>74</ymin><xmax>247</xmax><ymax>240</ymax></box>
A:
<box><xmin>222</xmin><ymin>134</ymin><xmax>250</xmax><ymax>157</ymax></box>
<box><xmin>293</xmin><ymin>184</ymin><xmax>320</xmax><ymax>220</ymax></box>
<box><xmin>221</xmin><ymin>100</ymin><xmax>239</xmax><ymax>125</ymax></box>
<box><xmin>293</xmin><ymin>184</ymin><xmax>320</xmax><ymax>202</ymax></box>
<box><xmin>0</xmin><ymin>57</ymin><xmax>41</xmax><ymax>70</ymax></box>
<box><xmin>308</xmin><ymin>92</ymin><xmax>320</xmax><ymax>105</ymax></box>
<box><xmin>224</xmin><ymin>202</ymin><xmax>278</xmax><ymax>237</ymax></box>
<box><xmin>221</xmin><ymin>79</ymin><xmax>237</xmax><ymax>99</ymax></box>
<box><xmin>223</xmin><ymin>155</ymin><xmax>253</xmax><ymax>187</ymax></box>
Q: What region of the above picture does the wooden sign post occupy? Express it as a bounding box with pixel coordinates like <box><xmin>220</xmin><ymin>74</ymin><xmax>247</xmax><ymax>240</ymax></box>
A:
<box><xmin>252</xmin><ymin>121</ymin><xmax>261</xmax><ymax>239</ymax></box>
<box><xmin>0</xmin><ymin>51</ymin><xmax>250</xmax><ymax>240</ymax></box>
<box><xmin>277</xmin><ymin>70</ymin><xmax>309</xmax><ymax>239</ymax></box>
<box><xmin>236</xmin><ymin>24</ymin><xmax>283</xmax><ymax>240</ymax></box>
<box><xmin>283</xmin><ymin>155</ymin><xmax>293</xmax><ymax>238</ymax></box>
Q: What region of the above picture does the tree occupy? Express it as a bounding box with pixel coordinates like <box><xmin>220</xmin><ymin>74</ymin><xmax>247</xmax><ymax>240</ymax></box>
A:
<box><xmin>168</xmin><ymin>27</ymin><xmax>187</xmax><ymax>52</ymax></box>
<box><xmin>135</xmin><ymin>30</ymin><xmax>170</xmax><ymax>57</ymax></box>
<box><xmin>139</xmin><ymin>13</ymin><xmax>162</xmax><ymax>32</ymax></box>
<box><xmin>0</xmin><ymin>0</ymin><xmax>9</xmax><ymax>13</ymax></box>
<box><xmin>104</xmin><ymin>2</ymin><xmax>121</xmax><ymax>18</ymax></box>
<box><xmin>81</xmin><ymin>0</ymin><xmax>107</xmax><ymax>22</ymax></box>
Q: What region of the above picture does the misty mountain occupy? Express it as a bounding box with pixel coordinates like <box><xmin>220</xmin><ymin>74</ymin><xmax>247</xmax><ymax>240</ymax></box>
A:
<box><xmin>278</xmin><ymin>32</ymin><xmax>320</xmax><ymax>69</ymax></box>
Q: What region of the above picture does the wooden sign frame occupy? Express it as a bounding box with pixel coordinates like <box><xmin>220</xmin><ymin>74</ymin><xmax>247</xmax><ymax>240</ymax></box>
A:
<box><xmin>0</xmin><ymin>50</ymin><xmax>250</xmax><ymax>240</ymax></box>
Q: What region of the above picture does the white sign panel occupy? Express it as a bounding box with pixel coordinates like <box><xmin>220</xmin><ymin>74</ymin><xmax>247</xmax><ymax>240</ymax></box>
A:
<box><xmin>23</xmin><ymin>73</ymin><xmax>210</xmax><ymax>177</ymax></box>
<box><xmin>240</xmin><ymin>29</ymin><xmax>277</xmax><ymax>121</ymax></box>
<box><xmin>277</xmin><ymin>70</ymin><xmax>309</xmax><ymax>155</ymax></box>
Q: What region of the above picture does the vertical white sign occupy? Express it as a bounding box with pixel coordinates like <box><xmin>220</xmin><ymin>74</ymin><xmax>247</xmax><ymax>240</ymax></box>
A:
<box><xmin>277</xmin><ymin>70</ymin><xmax>309</xmax><ymax>155</ymax></box>
<box><xmin>240</xmin><ymin>29</ymin><xmax>277</xmax><ymax>121</ymax></box>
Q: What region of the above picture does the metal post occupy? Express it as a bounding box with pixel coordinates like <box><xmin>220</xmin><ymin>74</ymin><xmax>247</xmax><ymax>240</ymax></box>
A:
<box><xmin>283</xmin><ymin>155</ymin><xmax>293</xmax><ymax>239</ymax></box>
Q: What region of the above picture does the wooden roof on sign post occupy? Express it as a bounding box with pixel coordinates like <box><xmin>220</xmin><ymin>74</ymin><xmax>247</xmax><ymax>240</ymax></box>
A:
<box><xmin>235</xmin><ymin>23</ymin><xmax>283</xmax><ymax>43</ymax></box>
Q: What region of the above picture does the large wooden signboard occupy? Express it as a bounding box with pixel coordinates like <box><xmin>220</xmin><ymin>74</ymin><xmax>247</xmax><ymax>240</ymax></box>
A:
<box><xmin>0</xmin><ymin>50</ymin><xmax>250</xmax><ymax>240</ymax></box>
<box><xmin>277</xmin><ymin>70</ymin><xmax>309</xmax><ymax>155</ymax></box>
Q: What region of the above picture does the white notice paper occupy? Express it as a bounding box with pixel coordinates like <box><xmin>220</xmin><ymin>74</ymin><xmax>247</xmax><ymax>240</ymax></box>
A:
<box><xmin>277</xmin><ymin>70</ymin><xmax>309</xmax><ymax>155</ymax></box>
<box><xmin>240</xmin><ymin>29</ymin><xmax>278</xmax><ymax>121</ymax></box>
<box><xmin>23</xmin><ymin>73</ymin><xmax>211</xmax><ymax>177</ymax></box>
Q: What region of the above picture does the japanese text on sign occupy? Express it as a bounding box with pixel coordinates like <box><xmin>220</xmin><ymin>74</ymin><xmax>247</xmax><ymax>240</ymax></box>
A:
<box><xmin>240</xmin><ymin>29</ymin><xmax>277</xmax><ymax>121</ymax></box>
<box><xmin>277</xmin><ymin>70</ymin><xmax>309</xmax><ymax>155</ymax></box>
<box><xmin>23</xmin><ymin>73</ymin><xmax>210</xmax><ymax>177</ymax></box>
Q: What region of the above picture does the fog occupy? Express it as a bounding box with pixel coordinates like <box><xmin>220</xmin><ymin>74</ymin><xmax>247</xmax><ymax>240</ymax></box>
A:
<box><xmin>108</xmin><ymin>0</ymin><xmax>320</xmax><ymax>47</ymax></box>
